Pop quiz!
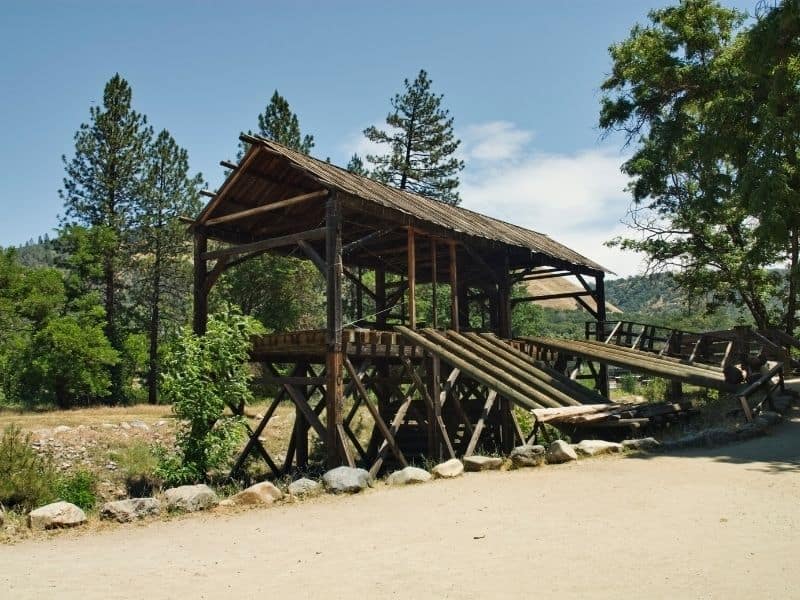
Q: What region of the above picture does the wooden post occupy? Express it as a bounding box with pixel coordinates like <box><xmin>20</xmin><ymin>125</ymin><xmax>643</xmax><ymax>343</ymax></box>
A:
<box><xmin>375</xmin><ymin>267</ymin><xmax>387</xmax><ymax>329</ymax></box>
<box><xmin>355</xmin><ymin>267</ymin><xmax>363</xmax><ymax>321</ymax></box>
<box><xmin>431</xmin><ymin>238</ymin><xmax>438</xmax><ymax>329</ymax></box>
<box><xmin>429</xmin><ymin>355</ymin><xmax>442</xmax><ymax>460</ymax></box>
<box><xmin>498</xmin><ymin>254</ymin><xmax>512</xmax><ymax>339</ymax></box>
<box><xmin>595</xmin><ymin>272</ymin><xmax>610</xmax><ymax>398</ymax></box>
<box><xmin>407</xmin><ymin>228</ymin><xmax>417</xmax><ymax>328</ymax></box>
<box><xmin>449</xmin><ymin>242</ymin><xmax>459</xmax><ymax>331</ymax></box>
<box><xmin>193</xmin><ymin>232</ymin><xmax>208</xmax><ymax>335</ymax></box>
<box><xmin>325</xmin><ymin>193</ymin><xmax>344</xmax><ymax>468</ymax></box>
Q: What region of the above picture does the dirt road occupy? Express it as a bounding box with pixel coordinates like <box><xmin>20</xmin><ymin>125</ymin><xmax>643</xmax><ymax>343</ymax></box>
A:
<box><xmin>3</xmin><ymin>411</ymin><xmax>799</xmax><ymax>600</ymax></box>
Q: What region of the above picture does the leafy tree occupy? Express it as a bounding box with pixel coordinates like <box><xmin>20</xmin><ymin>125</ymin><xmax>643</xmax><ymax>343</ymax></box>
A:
<box><xmin>364</xmin><ymin>69</ymin><xmax>464</xmax><ymax>205</ymax></box>
<box><xmin>157</xmin><ymin>308</ymin><xmax>263</xmax><ymax>485</ymax></box>
<box><xmin>600</xmin><ymin>0</ymin><xmax>800</xmax><ymax>333</ymax></box>
<box><xmin>59</xmin><ymin>74</ymin><xmax>152</xmax><ymax>400</ymax></box>
<box><xmin>133</xmin><ymin>129</ymin><xmax>204</xmax><ymax>404</ymax></box>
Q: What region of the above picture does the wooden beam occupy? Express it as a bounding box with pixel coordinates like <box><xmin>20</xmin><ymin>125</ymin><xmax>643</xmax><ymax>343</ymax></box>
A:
<box><xmin>431</xmin><ymin>238</ymin><xmax>438</xmax><ymax>329</ymax></box>
<box><xmin>203</xmin><ymin>189</ymin><xmax>328</xmax><ymax>227</ymax></box>
<box><xmin>407</xmin><ymin>228</ymin><xmax>417</xmax><ymax>329</ymax></box>
<box><xmin>449</xmin><ymin>242</ymin><xmax>459</xmax><ymax>331</ymax></box>
<box><xmin>200</xmin><ymin>189</ymin><xmax>216</xmax><ymax>198</ymax></box>
<box><xmin>342</xmin><ymin>229</ymin><xmax>394</xmax><ymax>255</ymax></box>
<box><xmin>198</xmin><ymin>145</ymin><xmax>261</xmax><ymax>223</ymax></box>
<box><xmin>512</xmin><ymin>290</ymin><xmax>593</xmax><ymax>304</ymax></box>
<box><xmin>201</xmin><ymin>227</ymin><xmax>326</xmax><ymax>261</ymax></box>
<box><xmin>325</xmin><ymin>193</ymin><xmax>344</xmax><ymax>468</ymax></box>
<box><xmin>193</xmin><ymin>233</ymin><xmax>208</xmax><ymax>335</ymax></box>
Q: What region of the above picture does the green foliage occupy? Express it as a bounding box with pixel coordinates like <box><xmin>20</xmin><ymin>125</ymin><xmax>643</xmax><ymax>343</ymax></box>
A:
<box><xmin>619</xmin><ymin>373</ymin><xmax>638</xmax><ymax>395</ymax></box>
<box><xmin>156</xmin><ymin>308</ymin><xmax>264</xmax><ymax>485</ymax></box>
<box><xmin>54</xmin><ymin>469</ymin><xmax>97</xmax><ymax>510</ymax></box>
<box><xmin>0</xmin><ymin>425</ymin><xmax>57</xmax><ymax>511</ymax></box>
<box><xmin>365</xmin><ymin>69</ymin><xmax>464</xmax><ymax>205</ymax></box>
<box><xmin>111</xmin><ymin>441</ymin><xmax>162</xmax><ymax>496</ymax></box>
<box><xmin>600</xmin><ymin>0</ymin><xmax>800</xmax><ymax>334</ymax></box>
<box><xmin>346</xmin><ymin>153</ymin><xmax>368</xmax><ymax>176</ymax></box>
<box><xmin>643</xmin><ymin>377</ymin><xmax>669</xmax><ymax>403</ymax></box>
<box><xmin>239</xmin><ymin>89</ymin><xmax>314</xmax><ymax>157</ymax></box>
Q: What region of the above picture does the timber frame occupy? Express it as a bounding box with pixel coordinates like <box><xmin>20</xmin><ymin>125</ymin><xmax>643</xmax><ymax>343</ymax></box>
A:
<box><xmin>191</xmin><ymin>135</ymin><xmax>612</xmax><ymax>475</ymax></box>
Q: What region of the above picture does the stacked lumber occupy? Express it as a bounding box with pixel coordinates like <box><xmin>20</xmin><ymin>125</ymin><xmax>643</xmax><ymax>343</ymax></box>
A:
<box><xmin>532</xmin><ymin>401</ymin><xmax>696</xmax><ymax>430</ymax></box>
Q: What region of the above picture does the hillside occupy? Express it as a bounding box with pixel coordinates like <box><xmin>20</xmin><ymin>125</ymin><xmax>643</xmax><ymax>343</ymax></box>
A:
<box><xmin>605</xmin><ymin>272</ymin><xmax>684</xmax><ymax>313</ymax></box>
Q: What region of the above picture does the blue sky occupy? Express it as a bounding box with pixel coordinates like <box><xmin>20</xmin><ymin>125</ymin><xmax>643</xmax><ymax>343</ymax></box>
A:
<box><xmin>0</xmin><ymin>1</ymin><xmax>756</xmax><ymax>276</ymax></box>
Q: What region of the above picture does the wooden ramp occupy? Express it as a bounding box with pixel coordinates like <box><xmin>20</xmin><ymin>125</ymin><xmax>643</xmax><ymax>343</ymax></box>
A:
<box><xmin>395</xmin><ymin>327</ymin><xmax>607</xmax><ymax>411</ymax></box>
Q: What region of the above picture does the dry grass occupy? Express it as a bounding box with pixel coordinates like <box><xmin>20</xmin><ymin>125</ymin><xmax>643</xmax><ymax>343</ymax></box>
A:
<box><xmin>0</xmin><ymin>404</ymin><xmax>175</xmax><ymax>431</ymax></box>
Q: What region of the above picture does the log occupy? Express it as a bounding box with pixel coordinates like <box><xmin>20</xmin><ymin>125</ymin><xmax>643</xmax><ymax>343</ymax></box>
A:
<box><xmin>201</xmin><ymin>228</ymin><xmax>327</xmax><ymax>261</ymax></box>
<box><xmin>203</xmin><ymin>190</ymin><xmax>328</xmax><ymax>226</ymax></box>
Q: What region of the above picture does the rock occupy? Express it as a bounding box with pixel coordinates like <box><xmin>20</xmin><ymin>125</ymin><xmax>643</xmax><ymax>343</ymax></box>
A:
<box><xmin>546</xmin><ymin>439</ymin><xmax>578</xmax><ymax>464</ymax></box>
<box><xmin>703</xmin><ymin>428</ymin><xmax>738</xmax><ymax>447</ymax></box>
<box><xmin>509</xmin><ymin>445</ymin><xmax>546</xmax><ymax>468</ymax></box>
<box><xmin>100</xmin><ymin>498</ymin><xmax>160</xmax><ymax>523</ymax></box>
<box><xmin>28</xmin><ymin>501</ymin><xmax>86</xmax><ymax>530</ymax></box>
<box><xmin>737</xmin><ymin>421</ymin><xmax>767</xmax><ymax>440</ymax></box>
<box><xmin>622</xmin><ymin>437</ymin><xmax>661</xmax><ymax>452</ymax></box>
<box><xmin>226</xmin><ymin>481</ymin><xmax>284</xmax><ymax>506</ymax></box>
<box><xmin>463</xmin><ymin>455</ymin><xmax>504</xmax><ymax>472</ymax></box>
<box><xmin>163</xmin><ymin>484</ymin><xmax>219</xmax><ymax>512</ymax></box>
<box><xmin>575</xmin><ymin>439</ymin><xmax>624</xmax><ymax>457</ymax></box>
<box><xmin>431</xmin><ymin>458</ymin><xmax>465</xmax><ymax>479</ymax></box>
<box><xmin>53</xmin><ymin>425</ymin><xmax>71</xmax><ymax>434</ymax></box>
<box><xmin>322</xmin><ymin>466</ymin><xmax>372</xmax><ymax>494</ymax></box>
<box><xmin>119</xmin><ymin>422</ymin><xmax>131</xmax><ymax>430</ymax></box>
<box><xmin>0</xmin><ymin>509</ymin><xmax>4</xmax><ymax>526</ymax></box>
<box><xmin>386</xmin><ymin>466</ymin><xmax>432</xmax><ymax>485</ymax></box>
<box><xmin>129</xmin><ymin>420</ymin><xmax>150</xmax><ymax>431</ymax></box>
<box><xmin>154</xmin><ymin>420</ymin><xmax>167</xmax><ymax>427</ymax></box>
<box><xmin>288</xmin><ymin>478</ymin><xmax>322</xmax><ymax>497</ymax></box>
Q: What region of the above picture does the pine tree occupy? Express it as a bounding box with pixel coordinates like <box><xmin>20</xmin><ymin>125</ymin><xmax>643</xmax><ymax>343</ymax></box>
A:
<box><xmin>59</xmin><ymin>74</ymin><xmax>152</xmax><ymax>402</ymax></box>
<box><xmin>364</xmin><ymin>70</ymin><xmax>464</xmax><ymax>205</ymax></box>
<box><xmin>135</xmin><ymin>129</ymin><xmax>204</xmax><ymax>404</ymax></box>
<box><xmin>346</xmin><ymin>153</ymin><xmax>368</xmax><ymax>176</ymax></box>
<box><xmin>238</xmin><ymin>90</ymin><xmax>314</xmax><ymax>157</ymax></box>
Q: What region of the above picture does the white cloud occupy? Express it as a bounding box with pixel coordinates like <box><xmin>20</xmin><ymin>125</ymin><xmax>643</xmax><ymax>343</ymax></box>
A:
<box><xmin>461</xmin><ymin>121</ymin><xmax>534</xmax><ymax>163</ymax></box>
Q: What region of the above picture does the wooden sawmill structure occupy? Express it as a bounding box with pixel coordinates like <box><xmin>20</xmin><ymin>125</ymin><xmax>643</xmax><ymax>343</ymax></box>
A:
<box><xmin>192</xmin><ymin>135</ymin><xmax>788</xmax><ymax>477</ymax></box>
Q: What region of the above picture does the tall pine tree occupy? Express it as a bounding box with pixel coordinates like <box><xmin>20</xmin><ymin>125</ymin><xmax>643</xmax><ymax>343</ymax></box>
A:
<box><xmin>135</xmin><ymin>129</ymin><xmax>204</xmax><ymax>404</ymax></box>
<box><xmin>60</xmin><ymin>74</ymin><xmax>152</xmax><ymax>402</ymax></box>
<box><xmin>364</xmin><ymin>70</ymin><xmax>464</xmax><ymax>205</ymax></box>
<box><xmin>220</xmin><ymin>91</ymin><xmax>325</xmax><ymax>331</ymax></box>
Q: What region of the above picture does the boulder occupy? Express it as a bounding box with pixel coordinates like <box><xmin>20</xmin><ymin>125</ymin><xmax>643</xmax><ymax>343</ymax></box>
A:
<box><xmin>53</xmin><ymin>425</ymin><xmax>72</xmax><ymax>435</ymax></box>
<box><xmin>463</xmin><ymin>455</ymin><xmax>504</xmax><ymax>472</ymax></box>
<box><xmin>100</xmin><ymin>498</ymin><xmax>161</xmax><ymax>523</ymax></box>
<box><xmin>546</xmin><ymin>439</ymin><xmax>577</xmax><ymax>464</ymax></box>
<box><xmin>163</xmin><ymin>484</ymin><xmax>219</xmax><ymax>512</ymax></box>
<box><xmin>322</xmin><ymin>466</ymin><xmax>371</xmax><ymax>494</ymax></box>
<box><xmin>703</xmin><ymin>428</ymin><xmax>738</xmax><ymax>447</ymax></box>
<box><xmin>28</xmin><ymin>501</ymin><xmax>86</xmax><ymax>530</ymax></box>
<box><xmin>226</xmin><ymin>482</ymin><xmax>283</xmax><ymax>506</ymax></box>
<box><xmin>431</xmin><ymin>458</ymin><xmax>464</xmax><ymax>479</ymax></box>
<box><xmin>386</xmin><ymin>466</ymin><xmax>432</xmax><ymax>486</ymax></box>
<box><xmin>621</xmin><ymin>437</ymin><xmax>661</xmax><ymax>452</ymax></box>
<box><xmin>755</xmin><ymin>411</ymin><xmax>782</xmax><ymax>427</ymax></box>
<box><xmin>129</xmin><ymin>420</ymin><xmax>150</xmax><ymax>431</ymax></box>
<box><xmin>575</xmin><ymin>439</ymin><xmax>624</xmax><ymax>457</ymax></box>
<box><xmin>509</xmin><ymin>445</ymin><xmax>546</xmax><ymax>468</ymax></box>
<box><xmin>288</xmin><ymin>478</ymin><xmax>322</xmax><ymax>497</ymax></box>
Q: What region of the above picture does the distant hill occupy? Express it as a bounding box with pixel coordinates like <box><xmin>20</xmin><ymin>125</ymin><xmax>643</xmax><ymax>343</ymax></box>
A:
<box><xmin>605</xmin><ymin>272</ymin><xmax>684</xmax><ymax>314</ymax></box>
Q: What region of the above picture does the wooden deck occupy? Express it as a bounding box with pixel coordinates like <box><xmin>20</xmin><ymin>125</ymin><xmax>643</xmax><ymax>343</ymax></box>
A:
<box><xmin>251</xmin><ymin>328</ymin><xmax>425</xmax><ymax>361</ymax></box>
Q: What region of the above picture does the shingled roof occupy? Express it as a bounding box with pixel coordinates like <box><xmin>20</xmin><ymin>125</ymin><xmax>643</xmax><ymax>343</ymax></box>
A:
<box><xmin>197</xmin><ymin>135</ymin><xmax>610</xmax><ymax>275</ymax></box>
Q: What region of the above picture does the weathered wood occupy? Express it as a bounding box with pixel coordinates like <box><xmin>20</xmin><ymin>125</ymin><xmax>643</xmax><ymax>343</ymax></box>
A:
<box><xmin>204</xmin><ymin>190</ymin><xmax>328</xmax><ymax>226</ymax></box>
<box><xmin>193</xmin><ymin>233</ymin><xmax>208</xmax><ymax>335</ymax></box>
<box><xmin>431</xmin><ymin>239</ymin><xmax>438</xmax><ymax>329</ymax></box>
<box><xmin>407</xmin><ymin>228</ymin><xmax>416</xmax><ymax>329</ymax></box>
<box><xmin>325</xmin><ymin>193</ymin><xmax>344</xmax><ymax>468</ymax></box>
<box><xmin>449</xmin><ymin>242</ymin><xmax>459</xmax><ymax>331</ymax></box>
<box><xmin>464</xmin><ymin>390</ymin><xmax>498</xmax><ymax>457</ymax></box>
<box><xmin>400</xmin><ymin>356</ymin><xmax>456</xmax><ymax>459</ymax></box>
<box><xmin>370</xmin><ymin>395</ymin><xmax>413</xmax><ymax>477</ymax></box>
<box><xmin>197</xmin><ymin>145</ymin><xmax>261</xmax><ymax>223</ymax></box>
<box><xmin>202</xmin><ymin>228</ymin><xmax>327</xmax><ymax>261</ymax></box>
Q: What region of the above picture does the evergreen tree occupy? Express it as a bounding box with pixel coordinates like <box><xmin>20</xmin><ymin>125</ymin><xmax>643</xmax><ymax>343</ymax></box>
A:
<box><xmin>346</xmin><ymin>153</ymin><xmax>368</xmax><ymax>176</ymax></box>
<box><xmin>59</xmin><ymin>74</ymin><xmax>152</xmax><ymax>401</ymax></box>
<box><xmin>134</xmin><ymin>129</ymin><xmax>204</xmax><ymax>404</ymax></box>
<box><xmin>364</xmin><ymin>69</ymin><xmax>464</xmax><ymax>205</ymax></box>
<box><xmin>222</xmin><ymin>91</ymin><xmax>325</xmax><ymax>331</ymax></box>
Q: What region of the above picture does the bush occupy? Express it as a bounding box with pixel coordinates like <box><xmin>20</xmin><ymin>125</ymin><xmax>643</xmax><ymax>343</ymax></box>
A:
<box><xmin>644</xmin><ymin>377</ymin><xmax>669</xmax><ymax>402</ymax></box>
<box><xmin>619</xmin><ymin>373</ymin><xmax>638</xmax><ymax>394</ymax></box>
<box><xmin>54</xmin><ymin>469</ymin><xmax>97</xmax><ymax>510</ymax></box>
<box><xmin>156</xmin><ymin>307</ymin><xmax>264</xmax><ymax>486</ymax></box>
<box><xmin>111</xmin><ymin>441</ymin><xmax>162</xmax><ymax>496</ymax></box>
<box><xmin>0</xmin><ymin>424</ymin><xmax>57</xmax><ymax>511</ymax></box>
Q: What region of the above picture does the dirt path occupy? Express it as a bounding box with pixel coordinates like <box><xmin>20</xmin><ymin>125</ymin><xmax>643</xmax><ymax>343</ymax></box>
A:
<box><xmin>3</xmin><ymin>411</ymin><xmax>799</xmax><ymax>600</ymax></box>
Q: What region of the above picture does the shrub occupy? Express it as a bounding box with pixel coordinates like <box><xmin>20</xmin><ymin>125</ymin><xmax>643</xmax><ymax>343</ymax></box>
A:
<box><xmin>0</xmin><ymin>424</ymin><xmax>57</xmax><ymax>511</ymax></box>
<box><xmin>156</xmin><ymin>307</ymin><xmax>264</xmax><ymax>486</ymax></box>
<box><xmin>619</xmin><ymin>373</ymin><xmax>638</xmax><ymax>394</ymax></box>
<box><xmin>644</xmin><ymin>377</ymin><xmax>669</xmax><ymax>402</ymax></box>
<box><xmin>54</xmin><ymin>469</ymin><xmax>97</xmax><ymax>510</ymax></box>
<box><xmin>111</xmin><ymin>441</ymin><xmax>162</xmax><ymax>496</ymax></box>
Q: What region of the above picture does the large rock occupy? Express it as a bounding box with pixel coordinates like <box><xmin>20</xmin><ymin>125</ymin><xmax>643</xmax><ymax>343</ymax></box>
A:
<box><xmin>509</xmin><ymin>445</ymin><xmax>546</xmax><ymax>468</ymax></box>
<box><xmin>755</xmin><ymin>411</ymin><xmax>782</xmax><ymax>427</ymax></box>
<box><xmin>575</xmin><ymin>439</ymin><xmax>624</xmax><ymax>457</ymax></box>
<box><xmin>546</xmin><ymin>439</ymin><xmax>578</xmax><ymax>464</ymax></box>
<box><xmin>621</xmin><ymin>437</ymin><xmax>661</xmax><ymax>452</ymax></box>
<box><xmin>164</xmin><ymin>484</ymin><xmax>219</xmax><ymax>512</ymax></box>
<box><xmin>226</xmin><ymin>482</ymin><xmax>283</xmax><ymax>506</ymax></box>
<box><xmin>28</xmin><ymin>501</ymin><xmax>86</xmax><ymax>530</ymax></box>
<box><xmin>386</xmin><ymin>466</ymin><xmax>432</xmax><ymax>486</ymax></box>
<box><xmin>431</xmin><ymin>458</ymin><xmax>464</xmax><ymax>479</ymax></box>
<box><xmin>463</xmin><ymin>455</ymin><xmax>504</xmax><ymax>472</ymax></box>
<box><xmin>100</xmin><ymin>498</ymin><xmax>161</xmax><ymax>523</ymax></box>
<box><xmin>322</xmin><ymin>466</ymin><xmax>371</xmax><ymax>494</ymax></box>
<box><xmin>288</xmin><ymin>478</ymin><xmax>322</xmax><ymax>497</ymax></box>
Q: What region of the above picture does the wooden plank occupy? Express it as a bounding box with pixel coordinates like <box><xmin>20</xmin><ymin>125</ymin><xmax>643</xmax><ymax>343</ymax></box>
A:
<box><xmin>204</xmin><ymin>189</ymin><xmax>328</xmax><ymax>226</ymax></box>
<box><xmin>407</xmin><ymin>228</ymin><xmax>416</xmax><ymax>329</ymax></box>
<box><xmin>197</xmin><ymin>145</ymin><xmax>261</xmax><ymax>223</ymax></box>
<box><xmin>449</xmin><ymin>242</ymin><xmax>459</xmax><ymax>331</ymax></box>
<box><xmin>369</xmin><ymin>395</ymin><xmax>413</xmax><ymax>477</ymax></box>
<box><xmin>431</xmin><ymin>238</ymin><xmax>438</xmax><ymax>328</ymax></box>
<box><xmin>325</xmin><ymin>193</ymin><xmax>344</xmax><ymax>468</ymax></box>
<box><xmin>400</xmin><ymin>356</ymin><xmax>456</xmax><ymax>459</ymax></box>
<box><xmin>464</xmin><ymin>390</ymin><xmax>498</xmax><ymax>456</ymax></box>
<box><xmin>201</xmin><ymin>227</ymin><xmax>327</xmax><ymax>261</ymax></box>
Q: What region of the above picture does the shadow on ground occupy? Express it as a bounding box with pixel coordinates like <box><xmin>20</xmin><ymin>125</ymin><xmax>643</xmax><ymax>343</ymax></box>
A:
<box><xmin>627</xmin><ymin>405</ymin><xmax>800</xmax><ymax>475</ymax></box>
